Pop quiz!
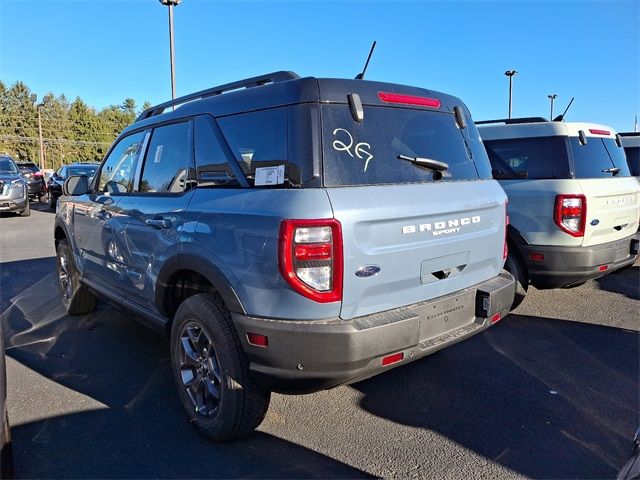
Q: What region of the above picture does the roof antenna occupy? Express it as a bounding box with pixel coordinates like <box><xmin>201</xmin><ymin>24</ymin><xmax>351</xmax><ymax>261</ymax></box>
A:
<box><xmin>553</xmin><ymin>97</ymin><xmax>574</xmax><ymax>122</ymax></box>
<box><xmin>355</xmin><ymin>41</ymin><xmax>377</xmax><ymax>80</ymax></box>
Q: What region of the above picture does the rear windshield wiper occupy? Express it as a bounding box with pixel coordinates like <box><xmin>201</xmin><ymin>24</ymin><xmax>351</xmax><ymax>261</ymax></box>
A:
<box><xmin>398</xmin><ymin>155</ymin><xmax>449</xmax><ymax>172</ymax></box>
<box><xmin>602</xmin><ymin>167</ymin><xmax>621</xmax><ymax>176</ymax></box>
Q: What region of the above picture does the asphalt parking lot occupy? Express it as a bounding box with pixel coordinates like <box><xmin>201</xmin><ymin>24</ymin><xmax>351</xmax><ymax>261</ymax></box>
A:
<box><xmin>0</xmin><ymin>203</ymin><xmax>638</xmax><ymax>479</ymax></box>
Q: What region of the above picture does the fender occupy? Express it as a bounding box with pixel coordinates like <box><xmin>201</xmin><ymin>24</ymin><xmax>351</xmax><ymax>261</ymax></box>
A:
<box><xmin>155</xmin><ymin>254</ymin><xmax>246</xmax><ymax>317</ymax></box>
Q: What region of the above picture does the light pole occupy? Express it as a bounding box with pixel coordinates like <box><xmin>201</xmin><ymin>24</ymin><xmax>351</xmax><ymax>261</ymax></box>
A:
<box><xmin>31</xmin><ymin>94</ymin><xmax>50</xmax><ymax>171</ymax></box>
<box><xmin>548</xmin><ymin>94</ymin><xmax>557</xmax><ymax>120</ymax></box>
<box><xmin>504</xmin><ymin>70</ymin><xmax>518</xmax><ymax>119</ymax></box>
<box><xmin>159</xmin><ymin>0</ymin><xmax>181</xmax><ymax>100</ymax></box>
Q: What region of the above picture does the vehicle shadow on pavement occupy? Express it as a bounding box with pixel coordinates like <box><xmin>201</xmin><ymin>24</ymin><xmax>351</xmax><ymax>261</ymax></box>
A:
<box><xmin>352</xmin><ymin>314</ymin><xmax>639</xmax><ymax>479</ymax></box>
<box><xmin>593</xmin><ymin>264</ymin><xmax>640</xmax><ymax>301</ymax></box>
<box><xmin>1</xmin><ymin>267</ymin><xmax>372</xmax><ymax>479</ymax></box>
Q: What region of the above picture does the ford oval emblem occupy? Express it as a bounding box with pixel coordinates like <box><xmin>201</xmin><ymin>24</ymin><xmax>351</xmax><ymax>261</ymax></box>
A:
<box><xmin>591</xmin><ymin>219</ymin><xmax>600</xmax><ymax>226</ymax></box>
<box><xmin>355</xmin><ymin>265</ymin><xmax>381</xmax><ymax>278</ymax></box>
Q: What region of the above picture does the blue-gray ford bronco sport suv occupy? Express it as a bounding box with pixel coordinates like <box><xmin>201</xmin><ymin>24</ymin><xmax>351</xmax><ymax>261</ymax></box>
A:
<box><xmin>54</xmin><ymin>72</ymin><xmax>515</xmax><ymax>441</ymax></box>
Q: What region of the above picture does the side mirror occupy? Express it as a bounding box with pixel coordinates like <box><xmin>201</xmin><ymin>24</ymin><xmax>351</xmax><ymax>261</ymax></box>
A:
<box><xmin>63</xmin><ymin>175</ymin><xmax>89</xmax><ymax>196</ymax></box>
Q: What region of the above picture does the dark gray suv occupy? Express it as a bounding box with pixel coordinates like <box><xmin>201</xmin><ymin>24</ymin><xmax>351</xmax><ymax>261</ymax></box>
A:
<box><xmin>54</xmin><ymin>72</ymin><xmax>515</xmax><ymax>441</ymax></box>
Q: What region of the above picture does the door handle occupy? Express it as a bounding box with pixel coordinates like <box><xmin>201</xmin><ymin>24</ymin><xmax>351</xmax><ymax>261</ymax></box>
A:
<box><xmin>145</xmin><ymin>218</ymin><xmax>172</xmax><ymax>229</ymax></box>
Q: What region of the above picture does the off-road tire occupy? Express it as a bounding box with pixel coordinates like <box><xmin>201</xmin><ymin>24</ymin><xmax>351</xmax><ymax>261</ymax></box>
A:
<box><xmin>55</xmin><ymin>239</ymin><xmax>98</xmax><ymax>315</ymax></box>
<box><xmin>170</xmin><ymin>293</ymin><xmax>270</xmax><ymax>442</ymax></box>
<box><xmin>505</xmin><ymin>251</ymin><xmax>528</xmax><ymax>310</ymax></box>
<box><xmin>19</xmin><ymin>201</ymin><xmax>30</xmax><ymax>217</ymax></box>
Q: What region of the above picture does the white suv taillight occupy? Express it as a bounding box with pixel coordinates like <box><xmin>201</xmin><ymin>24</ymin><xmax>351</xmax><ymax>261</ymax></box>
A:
<box><xmin>279</xmin><ymin>219</ymin><xmax>343</xmax><ymax>303</ymax></box>
<box><xmin>554</xmin><ymin>194</ymin><xmax>586</xmax><ymax>237</ymax></box>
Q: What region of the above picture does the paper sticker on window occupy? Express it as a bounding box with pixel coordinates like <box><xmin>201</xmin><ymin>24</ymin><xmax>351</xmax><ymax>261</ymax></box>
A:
<box><xmin>254</xmin><ymin>165</ymin><xmax>285</xmax><ymax>186</ymax></box>
<box><xmin>154</xmin><ymin>145</ymin><xmax>164</xmax><ymax>163</ymax></box>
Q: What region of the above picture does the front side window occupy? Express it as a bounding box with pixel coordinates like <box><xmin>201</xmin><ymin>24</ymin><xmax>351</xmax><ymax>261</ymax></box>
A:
<box><xmin>570</xmin><ymin>137</ymin><xmax>631</xmax><ymax>178</ymax></box>
<box><xmin>139</xmin><ymin>122</ymin><xmax>191</xmax><ymax>193</ymax></box>
<box><xmin>483</xmin><ymin>136</ymin><xmax>571</xmax><ymax>179</ymax></box>
<box><xmin>98</xmin><ymin>131</ymin><xmax>146</xmax><ymax>193</ymax></box>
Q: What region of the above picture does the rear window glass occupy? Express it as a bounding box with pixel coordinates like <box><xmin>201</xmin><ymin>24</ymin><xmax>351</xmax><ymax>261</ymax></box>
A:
<box><xmin>483</xmin><ymin>136</ymin><xmax>571</xmax><ymax>179</ymax></box>
<box><xmin>570</xmin><ymin>137</ymin><xmax>631</xmax><ymax>178</ymax></box>
<box><xmin>321</xmin><ymin>105</ymin><xmax>489</xmax><ymax>187</ymax></box>
<box><xmin>623</xmin><ymin>146</ymin><xmax>640</xmax><ymax>176</ymax></box>
<box><xmin>67</xmin><ymin>166</ymin><xmax>98</xmax><ymax>178</ymax></box>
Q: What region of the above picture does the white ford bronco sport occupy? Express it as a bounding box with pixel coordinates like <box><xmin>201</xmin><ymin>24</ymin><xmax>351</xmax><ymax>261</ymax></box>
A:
<box><xmin>478</xmin><ymin>118</ymin><xmax>640</xmax><ymax>307</ymax></box>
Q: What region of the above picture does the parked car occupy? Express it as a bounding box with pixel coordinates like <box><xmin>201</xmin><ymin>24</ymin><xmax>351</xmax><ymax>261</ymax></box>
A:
<box><xmin>0</xmin><ymin>155</ymin><xmax>30</xmax><ymax>217</ymax></box>
<box><xmin>47</xmin><ymin>163</ymin><xmax>98</xmax><ymax>209</ymax></box>
<box><xmin>16</xmin><ymin>161</ymin><xmax>46</xmax><ymax>202</ymax></box>
<box><xmin>477</xmin><ymin>118</ymin><xmax>640</xmax><ymax>308</ymax></box>
<box><xmin>619</xmin><ymin>132</ymin><xmax>640</xmax><ymax>178</ymax></box>
<box><xmin>54</xmin><ymin>71</ymin><xmax>515</xmax><ymax>442</ymax></box>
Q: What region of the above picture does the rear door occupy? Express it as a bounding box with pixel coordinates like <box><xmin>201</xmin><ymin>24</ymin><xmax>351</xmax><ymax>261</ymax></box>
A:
<box><xmin>320</xmin><ymin>104</ymin><xmax>507</xmax><ymax>320</ymax></box>
<box><xmin>569</xmin><ymin>133</ymin><xmax>640</xmax><ymax>247</ymax></box>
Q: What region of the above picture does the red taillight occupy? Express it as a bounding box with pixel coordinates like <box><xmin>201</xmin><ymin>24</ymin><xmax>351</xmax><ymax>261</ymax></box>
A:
<box><xmin>279</xmin><ymin>219</ymin><xmax>343</xmax><ymax>303</ymax></box>
<box><xmin>589</xmin><ymin>128</ymin><xmax>611</xmax><ymax>136</ymax></box>
<box><xmin>246</xmin><ymin>332</ymin><xmax>268</xmax><ymax>348</ymax></box>
<box><xmin>554</xmin><ymin>194</ymin><xmax>586</xmax><ymax>237</ymax></box>
<box><xmin>378</xmin><ymin>92</ymin><xmax>441</xmax><ymax>108</ymax></box>
<box><xmin>33</xmin><ymin>172</ymin><xmax>43</xmax><ymax>178</ymax></box>
<box><xmin>382</xmin><ymin>352</ymin><xmax>404</xmax><ymax>366</ymax></box>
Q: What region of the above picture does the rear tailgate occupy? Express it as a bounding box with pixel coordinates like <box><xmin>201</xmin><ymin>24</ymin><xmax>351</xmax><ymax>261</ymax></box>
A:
<box><xmin>326</xmin><ymin>181</ymin><xmax>507</xmax><ymax>319</ymax></box>
<box><xmin>578</xmin><ymin>178</ymin><xmax>640</xmax><ymax>247</ymax></box>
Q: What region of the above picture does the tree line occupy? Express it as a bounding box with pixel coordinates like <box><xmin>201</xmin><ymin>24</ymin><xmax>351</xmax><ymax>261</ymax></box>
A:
<box><xmin>0</xmin><ymin>79</ymin><xmax>150</xmax><ymax>170</ymax></box>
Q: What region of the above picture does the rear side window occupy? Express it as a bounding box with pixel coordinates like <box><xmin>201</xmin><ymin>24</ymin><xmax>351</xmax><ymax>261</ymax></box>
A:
<box><xmin>140</xmin><ymin>122</ymin><xmax>191</xmax><ymax>193</ymax></box>
<box><xmin>624</xmin><ymin>146</ymin><xmax>640</xmax><ymax>176</ymax></box>
<box><xmin>322</xmin><ymin>105</ymin><xmax>487</xmax><ymax>187</ymax></box>
<box><xmin>570</xmin><ymin>137</ymin><xmax>631</xmax><ymax>178</ymax></box>
<box><xmin>483</xmin><ymin>136</ymin><xmax>571</xmax><ymax>179</ymax></box>
<box><xmin>194</xmin><ymin>115</ymin><xmax>239</xmax><ymax>187</ymax></box>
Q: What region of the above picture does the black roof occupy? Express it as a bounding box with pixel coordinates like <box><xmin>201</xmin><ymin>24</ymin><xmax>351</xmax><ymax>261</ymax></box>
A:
<box><xmin>123</xmin><ymin>72</ymin><xmax>468</xmax><ymax>136</ymax></box>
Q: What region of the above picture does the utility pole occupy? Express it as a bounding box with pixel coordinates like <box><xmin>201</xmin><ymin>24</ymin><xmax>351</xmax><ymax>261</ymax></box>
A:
<box><xmin>505</xmin><ymin>70</ymin><xmax>518</xmax><ymax>119</ymax></box>
<box><xmin>31</xmin><ymin>94</ymin><xmax>50</xmax><ymax>171</ymax></box>
<box><xmin>159</xmin><ymin>0</ymin><xmax>181</xmax><ymax>100</ymax></box>
<box><xmin>548</xmin><ymin>94</ymin><xmax>557</xmax><ymax>120</ymax></box>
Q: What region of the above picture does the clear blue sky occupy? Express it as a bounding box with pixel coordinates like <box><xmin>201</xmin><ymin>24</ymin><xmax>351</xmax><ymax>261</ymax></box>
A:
<box><xmin>1</xmin><ymin>0</ymin><xmax>638</xmax><ymax>131</ymax></box>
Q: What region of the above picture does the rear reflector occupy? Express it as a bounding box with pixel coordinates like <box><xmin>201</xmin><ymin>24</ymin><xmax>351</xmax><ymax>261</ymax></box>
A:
<box><xmin>378</xmin><ymin>92</ymin><xmax>441</xmax><ymax>108</ymax></box>
<box><xmin>589</xmin><ymin>128</ymin><xmax>611</xmax><ymax>136</ymax></box>
<box><xmin>491</xmin><ymin>312</ymin><xmax>502</xmax><ymax>324</ymax></box>
<box><xmin>598</xmin><ymin>265</ymin><xmax>608</xmax><ymax>272</ymax></box>
<box><xmin>529</xmin><ymin>253</ymin><xmax>545</xmax><ymax>262</ymax></box>
<box><xmin>246</xmin><ymin>333</ymin><xmax>268</xmax><ymax>348</ymax></box>
<box><xmin>382</xmin><ymin>352</ymin><xmax>404</xmax><ymax>366</ymax></box>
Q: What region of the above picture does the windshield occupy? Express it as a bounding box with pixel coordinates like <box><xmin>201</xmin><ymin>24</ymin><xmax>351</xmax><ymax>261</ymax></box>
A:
<box><xmin>67</xmin><ymin>166</ymin><xmax>98</xmax><ymax>178</ymax></box>
<box><xmin>321</xmin><ymin>105</ymin><xmax>491</xmax><ymax>187</ymax></box>
<box><xmin>570</xmin><ymin>137</ymin><xmax>631</xmax><ymax>178</ymax></box>
<box><xmin>0</xmin><ymin>158</ymin><xmax>18</xmax><ymax>174</ymax></box>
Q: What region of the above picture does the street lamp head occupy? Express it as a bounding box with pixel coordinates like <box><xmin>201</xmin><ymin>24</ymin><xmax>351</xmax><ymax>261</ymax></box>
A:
<box><xmin>504</xmin><ymin>70</ymin><xmax>518</xmax><ymax>77</ymax></box>
<box><xmin>548</xmin><ymin>94</ymin><xmax>557</xmax><ymax>100</ymax></box>
<box><xmin>159</xmin><ymin>0</ymin><xmax>181</xmax><ymax>5</ymax></box>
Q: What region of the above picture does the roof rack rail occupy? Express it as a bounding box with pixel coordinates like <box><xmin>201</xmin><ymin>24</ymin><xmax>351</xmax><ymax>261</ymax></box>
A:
<box><xmin>136</xmin><ymin>71</ymin><xmax>300</xmax><ymax>121</ymax></box>
<box><xmin>619</xmin><ymin>132</ymin><xmax>640</xmax><ymax>137</ymax></box>
<box><xmin>475</xmin><ymin>117</ymin><xmax>548</xmax><ymax>125</ymax></box>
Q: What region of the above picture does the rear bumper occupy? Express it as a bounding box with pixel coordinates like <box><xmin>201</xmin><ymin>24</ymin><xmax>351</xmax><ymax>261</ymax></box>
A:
<box><xmin>232</xmin><ymin>271</ymin><xmax>515</xmax><ymax>394</ymax></box>
<box><xmin>522</xmin><ymin>233</ymin><xmax>640</xmax><ymax>289</ymax></box>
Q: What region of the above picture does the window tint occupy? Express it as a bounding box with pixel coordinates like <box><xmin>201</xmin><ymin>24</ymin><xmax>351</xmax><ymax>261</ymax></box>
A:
<box><xmin>194</xmin><ymin>115</ymin><xmax>238</xmax><ymax>187</ymax></box>
<box><xmin>67</xmin><ymin>166</ymin><xmax>98</xmax><ymax>178</ymax></box>
<box><xmin>570</xmin><ymin>137</ymin><xmax>631</xmax><ymax>178</ymax></box>
<box><xmin>98</xmin><ymin>131</ymin><xmax>145</xmax><ymax>193</ymax></box>
<box><xmin>0</xmin><ymin>158</ymin><xmax>17</xmax><ymax>174</ymax></box>
<box><xmin>140</xmin><ymin>122</ymin><xmax>191</xmax><ymax>193</ymax></box>
<box><xmin>483</xmin><ymin>136</ymin><xmax>570</xmax><ymax>179</ymax></box>
<box><xmin>322</xmin><ymin>105</ymin><xmax>485</xmax><ymax>187</ymax></box>
<box><xmin>218</xmin><ymin>108</ymin><xmax>289</xmax><ymax>186</ymax></box>
<box><xmin>624</xmin><ymin>146</ymin><xmax>640</xmax><ymax>176</ymax></box>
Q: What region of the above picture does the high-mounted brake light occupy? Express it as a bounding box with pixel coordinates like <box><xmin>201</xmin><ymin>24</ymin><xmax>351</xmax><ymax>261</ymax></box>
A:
<box><xmin>554</xmin><ymin>194</ymin><xmax>587</xmax><ymax>237</ymax></box>
<box><xmin>378</xmin><ymin>92</ymin><xmax>441</xmax><ymax>108</ymax></box>
<box><xmin>279</xmin><ymin>219</ymin><xmax>343</xmax><ymax>303</ymax></box>
<box><xmin>589</xmin><ymin>128</ymin><xmax>610</xmax><ymax>136</ymax></box>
